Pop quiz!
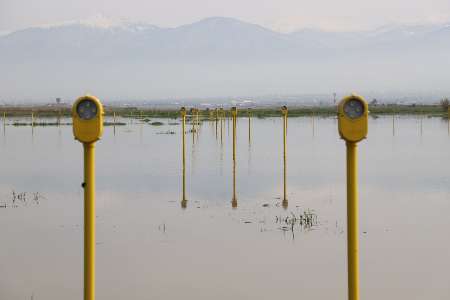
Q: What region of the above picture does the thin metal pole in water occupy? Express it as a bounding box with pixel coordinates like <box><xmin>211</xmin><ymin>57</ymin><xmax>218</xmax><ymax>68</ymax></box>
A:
<box><xmin>220</xmin><ymin>109</ymin><xmax>223</xmax><ymax>145</ymax></box>
<box><xmin>346</xmin><ymin>141</ymin><xmax>359</xmax><ymax>300</ymax></box>
<box><xmin>281</xmin><ymin>106</ymin><xmax>288</xmax><ymax>208</ymax></box>
<box><xmin>231</xmin><ymin>108</ymin><xmax>237</xmax><ymax>208</ymax></box>
<box><xmin>181</xmin><ymin>110</ymin><xmax>187</xmax><ymax>208</ymax></box>
<box><xmin>83</xmin><ymin>142</ymin><xmax>96</xmax><ymax>300</ymax></box>
<box><xmin>283</xmin><ymin>111</ymin><xmax>287</xmax><ymax>206</ymax></box>
<box><xmin>191</xmin><ymin>109</ymin><xmax>195</xmax><ymax>145</ymax></box>
<box><xmin>248</xmin><ymin>109</ymin><xmax>251</xmax><ymax>144</ymax></box>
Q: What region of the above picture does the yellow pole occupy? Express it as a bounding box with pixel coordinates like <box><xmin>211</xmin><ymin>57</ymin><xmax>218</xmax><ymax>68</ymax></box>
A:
<box><xmin>248</xmin><ymin>109</ymin><xmax>251</xmax><ymax>144</ymax></box>
<box><xmin>220</xmin><ymin>109</ymin><xmax>223</xmax><ymax>145</ymax></box>
<box><xmin>232</xmin><ymin>108</ymin><xmax>237</xmax><ymax>208</ymax></box>
<box><xmin>182</xmin><ymin>112</ymin><xmax>187</xmax><ymax>208</ymax></box>
<box><xmin>281</xmin><ymin>107</ymin><xmax>288</xmax><ymax>208</ymax></box>
<box><xmin>83</xmin><ymin>142</ymin><xmax>96</xmax><ymax>300</ymax></box>
<box><xmin>283</xmin><ymin>111</ymin><xmax>287</xmax><ymax>206</ymax></box>
<box><xmin>232</xmin><ymin>112</ymin><xmax>236</xmax><ymax>162</ymax></box>
<box><xmin>346</xmin><ymin>141</ymin><xmax>359</xmax><ymax>300</ymax></box>
<box><xmin>191</xmin><ymin>109</ymin><xmax>195</xmax><ymax>145</ymax></box>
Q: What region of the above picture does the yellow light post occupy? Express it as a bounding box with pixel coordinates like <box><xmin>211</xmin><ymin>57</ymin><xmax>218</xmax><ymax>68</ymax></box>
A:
<box><xmin>72</xmin><ymin>95</ymin><xmax>104</xmax><ymax>300</ymax></box>
<box><xmin>281</xmin><ymin>106</ymin><xmax>288</xmax><ymax>209</ymax></box>
<box><xmin>180</xmin><ymin>107</ymin><xmax>187</xmax><ymax>209</ymax></box>
<box><xmin>338</xmin><ymin>94</ymin><xmax>368</xmax><ymax>300</ymax></box>
<box><xmin>231</xmin><ymin>107</ymin><xmax>238</xmax><ymax>208</ymax></box>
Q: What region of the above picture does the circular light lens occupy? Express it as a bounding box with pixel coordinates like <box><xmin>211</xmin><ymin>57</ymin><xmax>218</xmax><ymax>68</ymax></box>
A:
<box><xmin>343</xmin><ymin>99</ymin><xmax>364</xmax><ymax>119</ymax></box>
<box><xmin>76</xmin><ymin>99</ymin><xmax>98</xmax><ymax>120</ymax></box>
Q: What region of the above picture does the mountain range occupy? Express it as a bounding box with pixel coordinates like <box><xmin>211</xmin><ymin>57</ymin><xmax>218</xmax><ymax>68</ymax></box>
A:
<box><xmin>1</xmin><ymin>17</ymin><xmax>449</xmax><ymax>102</ymax></box>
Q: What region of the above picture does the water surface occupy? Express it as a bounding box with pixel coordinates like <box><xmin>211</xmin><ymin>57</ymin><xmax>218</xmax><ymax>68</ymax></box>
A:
<box><xmin>0</xmin><ymin>115</ymin><xmax>449</xmax><ymax>300</ymax></box>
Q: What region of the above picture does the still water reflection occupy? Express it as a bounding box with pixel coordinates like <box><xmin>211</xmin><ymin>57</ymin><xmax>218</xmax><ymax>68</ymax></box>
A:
<box><xmin>0</xmin><ymin>115</ymin><xmax>449</xmax><ymax>300</ymax></box>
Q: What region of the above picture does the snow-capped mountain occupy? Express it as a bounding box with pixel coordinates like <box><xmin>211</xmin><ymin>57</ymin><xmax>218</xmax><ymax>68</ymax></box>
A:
<box><xmin>1</xmin><ymin>17</ymin><xmax>449</xmax><ymax>101</ymax></box>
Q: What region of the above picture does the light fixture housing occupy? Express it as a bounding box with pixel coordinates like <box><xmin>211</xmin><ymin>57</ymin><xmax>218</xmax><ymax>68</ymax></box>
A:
<box><xmin>338</xmin><ymin>94</ymin><xmax>368</xmax><ymax>142</ymax></box>
<box><xmin>72</xmin><ymin>95</ymin><xmax>104</xmax><ymax>143</ymax></box>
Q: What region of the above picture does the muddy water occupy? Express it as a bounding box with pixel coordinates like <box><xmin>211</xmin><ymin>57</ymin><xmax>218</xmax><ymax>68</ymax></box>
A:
<box><xmin>0</xmin><ymin>115</ymin><xmax>449</xmax><ymax>300</ymax></box>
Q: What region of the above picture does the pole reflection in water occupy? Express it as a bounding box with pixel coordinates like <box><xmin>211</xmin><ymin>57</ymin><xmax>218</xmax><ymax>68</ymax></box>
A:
<box><xmin>231</xmin><ymin>107</ymin><xmax>237</xmax><ymax>208</ymax></box>
<box><xmin>282</xmin><ymin>106</ymin><xmax>288</xmax><ymax>209</ymax></box>
<box><xmin>180</xmin><ymin>107</ymin><xmax>187</xmax><ymax>209</ymax></box>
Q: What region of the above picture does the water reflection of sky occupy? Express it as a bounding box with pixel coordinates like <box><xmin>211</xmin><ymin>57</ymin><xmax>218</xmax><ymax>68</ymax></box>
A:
<box><xmin>0</xmin><ymin>116</ymin><xmax>449</xmax><ymax>300</ymax></box>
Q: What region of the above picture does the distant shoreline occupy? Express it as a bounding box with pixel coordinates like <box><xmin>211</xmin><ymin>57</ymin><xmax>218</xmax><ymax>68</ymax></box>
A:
<box><xmin>0</xmin><ymin>104</ymin><xmax>448</xmax><ymax>118</ymax></box>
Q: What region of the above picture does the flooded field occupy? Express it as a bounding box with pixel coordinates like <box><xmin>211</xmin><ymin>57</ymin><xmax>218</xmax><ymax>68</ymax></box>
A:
<box><xmin>1</xmin><ymin>115</ymin><xmax>449</xmax><ymax>300</ymax></box>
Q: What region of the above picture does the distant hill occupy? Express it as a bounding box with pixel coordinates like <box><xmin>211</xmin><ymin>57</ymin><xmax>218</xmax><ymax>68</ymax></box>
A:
<box><xmin>1</xmin><ymin>17</ymin><xmax>449</xmax><ymax>102</ymax></box>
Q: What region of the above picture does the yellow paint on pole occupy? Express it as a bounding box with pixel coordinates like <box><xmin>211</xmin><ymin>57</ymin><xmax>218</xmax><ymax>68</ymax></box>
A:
<box><xmin>231</xmin><ymin>107</ymin><xmax>237</xmax><ymax>208</ymax></box>
<box><xmin>72</xmin><ymin>95</ymin><xmax>104</xmax><ymax>300</ymax></box>
<box><xmin>338</xmin><ymin>94</ymin><xmax>368</xmax><ymax>300</ymax></box>
<box><xmin>346</xmin><ymin>141</ymin><xmax>359</xmax><ymax>300</ymax></box>
<box><xmin>248</xmin><ymin>108</ymin><xmax>251</xmax><ymax>144</ymax></box>
<box><xmin>180</xmin><ymin>107</ymin><xmax>187</xmax><ymax>208</ymax></box>
<box><xmin>281</xmin><ymin>106</ymin><xmax>288</xmax><ymax>209</ymax></box>
<box><xmin>84</xmin><ymin>142</ymin><xmax>96</xmax><ymax>300</ymax></box>
<box><xmin>220</xmin><ymin>108</ymin><xmax>224</xmax><ymax>145</ymax></box>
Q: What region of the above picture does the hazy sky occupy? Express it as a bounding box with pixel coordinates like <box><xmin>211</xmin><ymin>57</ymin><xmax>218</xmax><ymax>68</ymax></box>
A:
<box><xmin>1</xmin><ymin>0</ymin><xmax>450</xmax><ymax>33</ymax></box>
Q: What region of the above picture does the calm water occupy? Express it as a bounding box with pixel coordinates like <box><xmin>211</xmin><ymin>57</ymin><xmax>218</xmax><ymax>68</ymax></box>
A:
<box><xmin>0</xmin><ymin>115</ymin><xmax>449</xmax><ymax>300</ymax></box>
